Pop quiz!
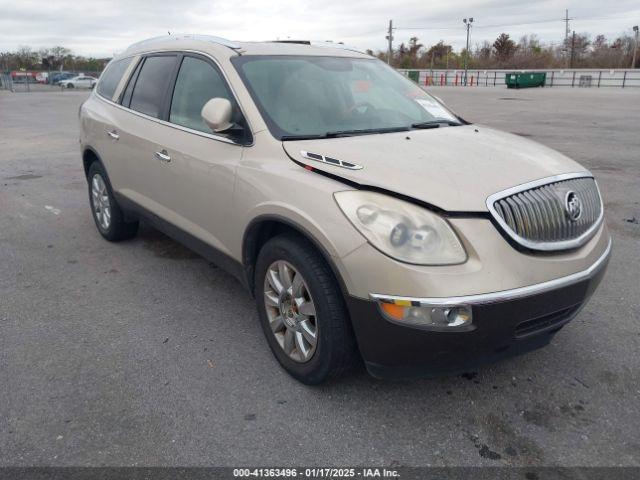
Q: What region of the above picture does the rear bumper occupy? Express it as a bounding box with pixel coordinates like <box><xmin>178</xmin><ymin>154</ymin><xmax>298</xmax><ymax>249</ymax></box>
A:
<box><xmin>346</xmin><ymin>240</ymin><xmax>611</xmax><ymax>379</ymax></box>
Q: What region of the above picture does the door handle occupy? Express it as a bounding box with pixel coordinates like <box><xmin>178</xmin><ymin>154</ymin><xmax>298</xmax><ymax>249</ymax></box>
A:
<box><xmin>106</xmin><ymin>130</ymin><xmax>119</xmax><ymax>140</ymax></box>
<box><xmin>154</xmin><ymin>149</ymin><xmax>171</xmax><ymax>163</ymax></box>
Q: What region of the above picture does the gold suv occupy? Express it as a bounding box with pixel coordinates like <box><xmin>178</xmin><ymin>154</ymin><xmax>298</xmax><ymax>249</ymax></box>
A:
<box><xmin>80</xmin><ymin>35</ymin><xmax>611</xmax><ymax>383</ymax></box>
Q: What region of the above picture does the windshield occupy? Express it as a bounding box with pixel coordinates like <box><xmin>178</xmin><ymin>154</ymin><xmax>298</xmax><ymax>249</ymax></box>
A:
<box><xmin>232</xmin><ymin>55</ymin><xmax>464</xmax><ymax>140</ymax></box>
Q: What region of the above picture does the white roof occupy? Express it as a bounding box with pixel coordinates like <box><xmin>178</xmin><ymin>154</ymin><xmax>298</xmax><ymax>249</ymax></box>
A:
<box><xmin>121</xmin><ymin>34</ymin><xmax>370</xmax><ymax>59</ymax></box>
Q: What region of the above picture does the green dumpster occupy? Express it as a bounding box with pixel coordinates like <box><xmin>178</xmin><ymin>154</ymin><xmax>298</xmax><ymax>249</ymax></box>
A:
<box><xmin>505</xmin><ymin>72</ymin><xmax>546</xmax><ymax>88</ymax></box>
<box><xmin>407</xmin><ymin>70</ymin><xmax>420</xmax><ymax>83</ymax></box>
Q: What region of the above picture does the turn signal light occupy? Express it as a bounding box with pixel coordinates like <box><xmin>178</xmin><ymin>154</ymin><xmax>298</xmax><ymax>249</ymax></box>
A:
<box><xmin>378</xmin><ymin>301</ymin><xmax>473</xmax><ymax>329</ymax></box>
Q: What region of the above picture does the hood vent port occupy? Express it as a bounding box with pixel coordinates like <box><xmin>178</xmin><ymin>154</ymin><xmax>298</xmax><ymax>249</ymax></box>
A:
<box><xmin>300</xmin><ymin>151</ymin><xmax>363</xmax><ymax>170</ymax></box>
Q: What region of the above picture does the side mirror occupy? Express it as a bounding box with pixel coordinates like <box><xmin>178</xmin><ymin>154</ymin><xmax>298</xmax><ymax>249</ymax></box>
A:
<box><xmin>201</xmin><ymin>97</ymin><xmax>234</xmax><ymax>133</ymax></box>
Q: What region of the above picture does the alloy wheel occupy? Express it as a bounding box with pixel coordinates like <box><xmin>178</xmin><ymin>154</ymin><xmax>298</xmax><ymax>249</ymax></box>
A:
<box><xmin>263</xmin><ymin>260</ymin><xmax>318</xmax><ymax>363</ymax></box>
<box><xmin>91</xmin><ymin>174</ymin><xmax>111</xmax><ymax>230</ymax></box>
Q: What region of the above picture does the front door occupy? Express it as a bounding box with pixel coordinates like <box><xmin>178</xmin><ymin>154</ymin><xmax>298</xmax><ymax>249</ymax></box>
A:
<box><xmin>150</xmin><ymin>54</ymin><xmax>245</xmax><ymax>256</ymax></box>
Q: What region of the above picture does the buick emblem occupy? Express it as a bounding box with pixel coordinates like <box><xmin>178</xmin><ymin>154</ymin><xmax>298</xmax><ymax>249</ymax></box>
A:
<box><xmin>565</xmin><ymin>191</ymin><xmax>582</xmax><ymax>221</ymax></box>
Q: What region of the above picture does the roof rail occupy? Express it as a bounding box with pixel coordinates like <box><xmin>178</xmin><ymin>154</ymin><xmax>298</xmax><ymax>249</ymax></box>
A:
<box><xmin>312</xmin><ymin>41</ymin><xmax>368</xmax><ymax>56</ymax></box>
<box><xmin>125</xmin><ymin>34</ymin><xmax>241</xmax><ymax>53</ymax></box>
<box><xmin>266</xmin><ymin>39</ymin><xmax>367</xmax><ymax>55</ymax></box>
<box><xmin>271</xmin><ymin>40</ymin><xmax>311</xmax><ymax>45</ymax></box>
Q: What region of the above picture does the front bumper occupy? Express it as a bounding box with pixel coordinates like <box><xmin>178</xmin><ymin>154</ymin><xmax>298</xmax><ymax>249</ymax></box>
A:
<box><xmin>346</xmin><ymin>240</ymin><xmax>611</xmax><ymax>379</ymax></box>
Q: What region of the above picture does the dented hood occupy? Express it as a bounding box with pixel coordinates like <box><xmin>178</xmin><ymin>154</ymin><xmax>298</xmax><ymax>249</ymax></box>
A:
<box><xmin>282</xmin><ymin>125</ymin><xmax>587</xmax><ymax>212</ymax></box>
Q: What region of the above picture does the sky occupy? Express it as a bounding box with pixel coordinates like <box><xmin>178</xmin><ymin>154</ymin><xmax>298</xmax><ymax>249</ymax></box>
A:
<box><xmin>0</xmin><ymin>0</ymin><xmax>638</xmax><ymax>58</ymax></box>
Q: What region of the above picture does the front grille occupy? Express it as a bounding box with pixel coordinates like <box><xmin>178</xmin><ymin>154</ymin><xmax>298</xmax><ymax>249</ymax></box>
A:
<box><xmin>514</xmin><ymin>303</ymin><xmax>582</xmax><ymax>338</ymax></box>
<box><xmin>488</xmin><ymin>174</ymin><xmax>603</xmax><ymax>251</ymax></box>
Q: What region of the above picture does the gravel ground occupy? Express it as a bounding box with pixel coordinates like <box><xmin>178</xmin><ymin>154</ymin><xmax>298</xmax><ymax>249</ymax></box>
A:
<box><xmin>0</xmin><ymin>87</ymin><xmax>639</xmax><ymax>467</ymax></box>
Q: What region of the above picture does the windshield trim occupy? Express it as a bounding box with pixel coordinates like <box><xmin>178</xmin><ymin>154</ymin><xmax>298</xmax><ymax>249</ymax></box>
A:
<box><xmin>231</xmin><ymin>54</ymin><xmax>467</xmax><ymax>141</ymax></box>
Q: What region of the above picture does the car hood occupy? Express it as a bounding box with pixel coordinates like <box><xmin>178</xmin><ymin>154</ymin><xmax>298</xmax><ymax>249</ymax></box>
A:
<box><xmin>282</xmin><ymin>125</ymin><xmax>588</xmax><ymax>212</ymax></box>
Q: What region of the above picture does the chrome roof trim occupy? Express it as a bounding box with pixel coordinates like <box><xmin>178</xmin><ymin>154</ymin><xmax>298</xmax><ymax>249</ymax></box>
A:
<box><xmin>370</xmin><ymin>237</ymin><xmax>611</xmax><ymax>307</ymax></box>
<box><xmin>486</xmin><ymin>172</ymin><xmax>604</xmax><ymax>251</ymax></box>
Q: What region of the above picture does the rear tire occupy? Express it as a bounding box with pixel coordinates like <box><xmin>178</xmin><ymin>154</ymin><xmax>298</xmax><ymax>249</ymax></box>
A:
<box><xmin>87</xmin><ymin>161</ymin><xmax>138</xmax><ymax>241</ymax></box>
<box><xmin>255</xmin><ymin>234</ymin><xmax>357</xmax><ymax>384</ymax></box>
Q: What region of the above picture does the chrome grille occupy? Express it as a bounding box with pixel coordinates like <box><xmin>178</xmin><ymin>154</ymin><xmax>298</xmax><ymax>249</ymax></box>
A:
<box><xmin>488</xmin><ymin>174</ymin><xmax>603</xmax><ymax>251</ymax></box>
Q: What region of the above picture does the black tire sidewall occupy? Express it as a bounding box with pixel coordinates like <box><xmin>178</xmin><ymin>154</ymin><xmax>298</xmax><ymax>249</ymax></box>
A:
<box><xmin>87</xmin><ymin>161</ymin><xmax>131</xmax><ymax>241</ymax></box>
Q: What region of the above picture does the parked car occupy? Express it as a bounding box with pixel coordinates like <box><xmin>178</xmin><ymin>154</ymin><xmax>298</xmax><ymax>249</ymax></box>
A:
<box><xmin>60</xmin><ymin>75</ymin><xmax>97</xmax><ymax>89</ymax></box>
<box><xmin>50</xmin><ymin>72</ymin><xmax>75</xmax><ymax>85</ymax></box>
<box><xmin>79</xmin><ymin>35</ymin><xmax>611</xmax><ymax>384</ymax></box>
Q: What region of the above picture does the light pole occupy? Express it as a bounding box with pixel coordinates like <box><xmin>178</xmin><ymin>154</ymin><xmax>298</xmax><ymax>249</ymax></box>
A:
<box><xmin>463</xmin><ymin>17</ymin><xmax>474</xmax><ymax>86</ymax></box>
<box><xmin>632</xmin><ymin>26</ymin><xmax>639</xmax><ymax>69</ymax></box>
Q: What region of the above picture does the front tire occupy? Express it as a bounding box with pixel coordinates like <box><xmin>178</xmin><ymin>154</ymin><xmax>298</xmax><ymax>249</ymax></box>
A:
<box><xmin>87</xmin><ymin>162</ymin><xmax>138</xmax><ymax>241</ymax></box>
<box><xmin>255</xmin><ymin>234</ymin><xmax>357</xmax><ymax>384</ymax></box>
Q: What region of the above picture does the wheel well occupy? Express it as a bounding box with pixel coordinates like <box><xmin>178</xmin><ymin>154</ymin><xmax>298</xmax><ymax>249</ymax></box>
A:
<box><xmin>82</xmin><ymin>149</ymin><xmax>100</xmax><ymax>179</ymax></box>
<box><xmin>243</xmin><ymin>218</ymin><xmax>347</xmax><ymax>297</ymax></box>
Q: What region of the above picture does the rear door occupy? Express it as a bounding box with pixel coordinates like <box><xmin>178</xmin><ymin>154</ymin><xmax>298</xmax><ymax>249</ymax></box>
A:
<box><xmin>108</xmin><ymin>54</ymin><xmax>180</xmax><ymax>215</ymax></box>
<box><xmin>84</xmin><ymin>56</ymin><xmax>135</xmax><ymax>187</ymax></box>
<box><xmin>153</xmin><ymin>53</ymin><xmax>247</xmax><ymax>256</ymax></box>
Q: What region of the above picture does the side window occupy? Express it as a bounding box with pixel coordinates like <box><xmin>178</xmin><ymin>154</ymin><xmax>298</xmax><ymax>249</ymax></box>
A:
<box><xmin>129</xmin><ymin>55</ymin><xmax>177</xmax><ymax>119</ymax></box>
<box><xmin>120</xmin><ymin>60</ymin><xmax>143</xmax><ymax>107</ymax></box>
<box><xmin>97</xmin><ymin>57</ymin><xmax>132</xmax><ymax>99</ymax></box>
<box><xmin>169</xmin><ymin>56</ymin><xmax>233</xmax><ymax>133</ymax></box>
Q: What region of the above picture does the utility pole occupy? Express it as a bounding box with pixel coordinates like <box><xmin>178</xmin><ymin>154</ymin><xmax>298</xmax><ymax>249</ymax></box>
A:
<box><xmin>463</xmin><ymin>17</ymin><xmax>473</xmax><ymax>86</ymax></box>
<box><xmin>570</xmin><ymin>31</ymin><xmax>576</xmax><ymax>69</ymax></box>
<box><xmin>563</xmin><ymin>9</ymin><xmax>574</xmax><ymax>65</ymax></box>
<box><xmin>564</xmin><ymin>10</ymin><xmax>571</xmax><ymax>43</ymax></box>
<box><xmin>386</xmin><ymin>20</ymin><xmax>394</xmax><ymax>65</ymax></box>
<box><xmin>632</xmin><ymin>26</ymin><xmax>639</xmax><ymax>69</ymax></box>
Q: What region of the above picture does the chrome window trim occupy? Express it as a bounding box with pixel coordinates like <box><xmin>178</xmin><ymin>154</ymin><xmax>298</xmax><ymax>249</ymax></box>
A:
<box><xmin>94</xmin><ymin>49</ymin><xmax>254</xmax><ymax>147</ymax></box>
<box><xmin>370</xmin><ymin>237</ymin><xmax>611</xmax><ymax>307</ymax></box>
<box><xmin>486</xmin><ymin>172</ymin><xmax>604</xmax><ymax>251</ymax></box>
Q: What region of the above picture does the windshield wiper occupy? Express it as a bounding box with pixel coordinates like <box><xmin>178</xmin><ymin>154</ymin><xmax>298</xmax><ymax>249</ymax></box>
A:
<box><xmin>324</xmin><ymin>126</ymin><xmax>410</xmax><ymax>137</ymax></box>
<box><xmin>411</xmin><ymin>120</ymin><xmax>463</xmax><ymax>129</ymax></box>
<box><xmin>281</xmin><ymin>134</ymin><xmax>329</xmax><ymax>141</ymax></box>
<box><xmin>281</xmin><ymin>126</ymin><xmax>410</xmax><ymax>141</ymax></box>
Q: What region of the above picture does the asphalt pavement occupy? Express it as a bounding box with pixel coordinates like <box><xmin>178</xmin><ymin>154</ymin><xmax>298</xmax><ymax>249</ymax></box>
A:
<box><xmin>1</xmin><ymin>86</ymin><xmax>639</xmax><ymax>467</ymax></box>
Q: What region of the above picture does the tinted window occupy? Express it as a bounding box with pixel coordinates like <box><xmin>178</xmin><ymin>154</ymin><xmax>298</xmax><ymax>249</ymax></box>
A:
<box><xmin>120</xmin><ymin>60</ymin><xmax>143</xmax><ymax>107</ymax></box>
<box><xmin>129</xmin><ymin>56</ymin><xmax>177</xmax><ymax>118</ymax></box>
<box><xmin>169</xmin><ymin>56</ymin><xmax>232</xmax><ymax>133</ymax></box>
<box><xmin>97</xmin><ymin>57</ymin><xmax>132</xmax><ymax>99</ymax></box>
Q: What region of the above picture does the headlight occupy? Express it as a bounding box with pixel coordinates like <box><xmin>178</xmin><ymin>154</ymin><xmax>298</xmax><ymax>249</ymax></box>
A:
<box><xmin>334</xmin><ymin>190</ymin><xmax>466</xmax><ymax>265</ymax></box>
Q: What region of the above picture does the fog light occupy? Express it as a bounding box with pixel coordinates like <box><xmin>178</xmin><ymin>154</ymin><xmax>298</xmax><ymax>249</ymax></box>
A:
<box><xmin>379</xmin><ymin>301</ymin><xmax>472</xmax><ymax>328</ymax></box>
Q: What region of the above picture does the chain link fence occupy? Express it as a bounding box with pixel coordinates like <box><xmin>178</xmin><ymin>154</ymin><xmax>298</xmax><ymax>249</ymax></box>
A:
<box><xmin>1</xmin><ymin>70</ymin><xmax>103</xmax><ymax>92</ymax></box>
<box><xmin>0</xmin><ymin>73</ymin><xmax>13</xmax><ymax>91</ymax></box>
<box><xmin>399</xmin><ymin>68</ymin><xmax>640</xmax><ymax>88</ymax></box>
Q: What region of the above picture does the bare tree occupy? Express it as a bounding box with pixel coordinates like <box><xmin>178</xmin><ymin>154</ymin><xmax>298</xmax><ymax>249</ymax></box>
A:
<box><xmin>14</xmin><ymin>46</ymin><xmax>38</xmax><ymax>69</ymax></box>
<box><xmin>423</xmin><ymin>41</ymin><xmax>453</xmax><ymax>68</ymax></box>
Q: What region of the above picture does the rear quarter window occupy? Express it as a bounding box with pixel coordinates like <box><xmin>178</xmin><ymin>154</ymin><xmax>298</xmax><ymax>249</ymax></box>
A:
<box><xmin>97</xmin><ymin>58</ymin><xmax>133</xmax><ymax>100</ymax></box>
